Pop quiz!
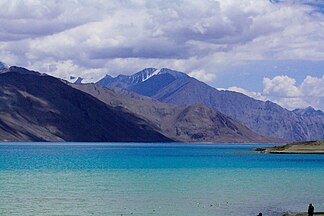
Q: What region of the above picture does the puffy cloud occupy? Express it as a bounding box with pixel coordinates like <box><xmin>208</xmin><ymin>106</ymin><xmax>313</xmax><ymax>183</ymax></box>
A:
<box><xmin>300</xmin><ymin>75</ymin><xmax>324</xmax><ymax>97</ymax></box>
<box><xmin>189</xmin><ymin>69</ymin><xmax>216</xmax><ymax>83</ymax></box>
<box><xmin>226</xmin><ymin>75</ymin><xmax>324</xmax><ymax>111</ymax></box>
<box><xmin>263</xmin><ymin>75</ymin><xmax>300</xmax><ymax>97</ymax></box>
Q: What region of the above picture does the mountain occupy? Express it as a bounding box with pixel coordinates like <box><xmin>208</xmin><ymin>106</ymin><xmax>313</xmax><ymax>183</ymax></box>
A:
<box><xmin>97</xmin><ymin>68</ymin><xmax>324</xmax><ymax>141</ymax></box>
<box><xmin>72</xmin><ymin>83</ymin><xmax>279</xmax><ymax>143</ymax></box>
<box><xmin>293</xmin><ymin>106</ymin><xmax>324</xmax><ymax>117</ymax></box>
<box><xmin>97</xmin><ymin>68</ymin><xmax>157</xmax><ymax>89</ymax></box>
<box><xmin>0</xmin><ymin>66</ymin><xmax>171</xmax><ymax>142</ymax></box>
<box><xmin>69</xmin><ymin>76</ymin><xmax>84</xmax><ymax>84</ymax></box>
<box><xmin>97</xmin><ymin>68</ymin><xmax>187</xmax><ymax>90</ymax></box>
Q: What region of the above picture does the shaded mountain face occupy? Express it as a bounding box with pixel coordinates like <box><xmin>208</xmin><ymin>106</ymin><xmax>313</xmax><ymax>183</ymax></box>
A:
<box><xmin>128</xmin><ymin>73</ymin><xmax>176</xmax><ymax>97</ymax></box>
<box><xmin>73</xmin><ymin>83</ymin><xmax>279</xmax><ymax>143</ymax></box>
<box><xmin>0</xmin><ymin>67</ymin><xmax>171</xmax><ymax>142</ymax></box>
<box><xmin>97</xmin><ymin>68</ymin><xmax>324</xmax><ymax>141</ymax></box>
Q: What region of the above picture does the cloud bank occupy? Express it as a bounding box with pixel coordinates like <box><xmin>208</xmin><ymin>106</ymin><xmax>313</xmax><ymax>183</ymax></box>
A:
<box><xmin>227</xmin><ymin>75</ymin><xmax>324</xmax><ymax>111</ymax></box>
<box><xmin>0</xmin><ymin>0</ymin><xmax>323</xmax><ymax>110</ymax></box>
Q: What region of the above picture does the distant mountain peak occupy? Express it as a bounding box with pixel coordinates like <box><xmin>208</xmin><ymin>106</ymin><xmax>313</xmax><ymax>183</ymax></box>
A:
<box><xmin>293</xmin><ymin>106</ymin><xmax>324</xmax><ymax>117</ymax></box>
<box><xmin>129</xmin><ymin>67</ymin><xmax>189</xmax><ymax>81</ymax></box>
<box><xmin>128</xmin><ymin>68</ymin><xmax>158</xmax><ymax>83</ymax></box>
<box><xmin>305</xmin><ymin>106</ymin><xmax>317</xmax><ymax>111</ymax></box>
<box><xmin>96</xmin><ymin>67</ymin><xmax>190</xmax><ymax>89</ymax></box>
<box><xmin>69</xmin><ymin>76</ymin><xmax>84</xmax><ymax>84</ymax></box>
<box><xmin>75</xmin><ymin>77</ymin><xmax>84</xmax><ymax>84</ymax></box>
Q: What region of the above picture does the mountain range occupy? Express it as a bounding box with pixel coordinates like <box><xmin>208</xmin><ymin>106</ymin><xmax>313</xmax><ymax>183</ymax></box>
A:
<box><xmin>72</xmin><ymin>83</ymin><xmax>277</xmax><ymax>143</ymax></box>
<box><xmin>0</xmin><ymin>64</ymin><xmax>322</xmax><ymax>142</ymax></box>
<box><xmin>96</xmin><ymin>68</ymin><xmax>324</xmax><ymax>141</ymax></box>
<box><xmin>0</xmin><ymin>65</ymin><xmax>276</xmax><ymax>143</ymax></box>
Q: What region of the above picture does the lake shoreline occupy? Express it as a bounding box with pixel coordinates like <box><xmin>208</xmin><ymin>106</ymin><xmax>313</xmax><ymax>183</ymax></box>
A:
<box><xmin>255</xmin><ymin>140</ymin><xmax>324</xmax><ymax>154</ymax></box>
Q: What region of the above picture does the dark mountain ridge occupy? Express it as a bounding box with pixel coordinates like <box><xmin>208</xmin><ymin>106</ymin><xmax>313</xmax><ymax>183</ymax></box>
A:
<box><xmin>0</xmin><ymin>67</ymin><xmax>171</xmax><ymax>142</ymax></box>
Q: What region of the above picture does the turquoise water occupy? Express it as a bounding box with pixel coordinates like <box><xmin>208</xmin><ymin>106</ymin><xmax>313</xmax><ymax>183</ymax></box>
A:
<box><xmin>0</xmin><ymin>143</ymin><xmax>323</xmax><ymax>216</ymax></box>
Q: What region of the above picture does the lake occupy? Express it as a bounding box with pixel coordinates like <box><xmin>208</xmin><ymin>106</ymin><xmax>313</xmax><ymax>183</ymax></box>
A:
<box><xmin>0</xmin><ymin>143</ymin><xmax>323</xmax><ymax>216</ymax></box>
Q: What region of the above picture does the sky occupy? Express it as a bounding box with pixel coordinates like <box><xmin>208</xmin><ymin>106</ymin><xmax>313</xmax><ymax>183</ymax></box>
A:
<box><xmin>0</xmin><ymin>0</ymin><xmax>323</xmax><ymax>111</ymax></box>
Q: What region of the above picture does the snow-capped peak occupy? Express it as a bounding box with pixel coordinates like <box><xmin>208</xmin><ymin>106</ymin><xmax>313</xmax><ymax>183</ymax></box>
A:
<box><xmin>128</xmin><ymin>68</ymin><xmax>158</xmax><ymax>83</ymax></box>
<box><xmin>95</xmin><ymin>67</ymin><xmax>190</xmax><ymax>89</ymax></box>
<box><xmin>142</xmin><ymin>68</ymin><xmax>160</xmax><ymax>82</ymax></box>
<box><xmin>129</xmin><ymin>68</ymin><xmax>189</xmax><ymax>83</ymax></box>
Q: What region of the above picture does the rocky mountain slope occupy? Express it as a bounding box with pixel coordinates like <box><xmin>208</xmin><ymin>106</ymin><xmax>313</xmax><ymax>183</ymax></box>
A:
<box><xmin>0</xmin><ymin>67</ymin><xmax>171</xmax><ymax>142</ymax></box>
<box><xmin>97</xmin><ymin>68</ymin><xmax>324</xmax><ymax>141</ymax></box>
<box><xmin>73</xmin><ymin>83</ymin><xmax>279</xmax><ymax>143</ymax></box>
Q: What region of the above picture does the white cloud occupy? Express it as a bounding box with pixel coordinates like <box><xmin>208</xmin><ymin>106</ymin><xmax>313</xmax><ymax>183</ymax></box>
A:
<box><xmin>189</xmin><ymin>69</ymin><xmax>216</xmax><ymax>83</ymax></box>
<box><xmin>300</xmin><ymin>75</ymin><xmax>324</xmax><ymax>97</ymax></box>
<box><xmin>0</xmin><ymin>0</ymin><xmax>323</xmax><ymax>86</ymax></box>
<box><xmin>226</xmin><ymin>75</ymin><xmax>324</xmax><ymax>111</ymax></box>
<box><xmin>227</xmin><ymin>86</ymin><xmax>268</xmax><ymax>101</ymax></box>
<box><xmin>263</xmin><ymin>75</ymin><xmax>300</xmax><ymax>97</ymax></box>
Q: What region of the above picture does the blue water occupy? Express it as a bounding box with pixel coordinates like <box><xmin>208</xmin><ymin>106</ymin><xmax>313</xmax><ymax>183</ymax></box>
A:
<box><xmin>0</xmin><ymin>143</ymin><xmax>323</xmax><ymax>216</ymax></box>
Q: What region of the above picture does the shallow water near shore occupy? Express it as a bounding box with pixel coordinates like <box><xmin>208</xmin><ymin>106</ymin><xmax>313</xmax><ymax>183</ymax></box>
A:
<box><xmin>0</xmin><ymin>143</ymin><xmax>323</xmax><ymax>216</ymax></box>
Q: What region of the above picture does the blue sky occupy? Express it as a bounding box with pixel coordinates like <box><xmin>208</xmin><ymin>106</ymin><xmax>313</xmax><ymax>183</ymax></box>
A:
<box><xmin>215</xmin><ymin>60</ymin><xmax>324</xmax><ymax>90</ymax></box>
<box><xmin>0</xmin><ymin>0</ymin><xmax>323</xmax><ymax>110</ymax></box>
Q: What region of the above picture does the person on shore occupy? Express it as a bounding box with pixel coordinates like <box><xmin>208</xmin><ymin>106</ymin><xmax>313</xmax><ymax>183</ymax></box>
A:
<box><xmin>308</xmin><ymin>203</ymin><xmax>314</xmax><ymax>216</ymax></box>
<box><xmin>257</xmin><ymin>213</ymin><xmax>262</xmax><ymax>216</ymax></box>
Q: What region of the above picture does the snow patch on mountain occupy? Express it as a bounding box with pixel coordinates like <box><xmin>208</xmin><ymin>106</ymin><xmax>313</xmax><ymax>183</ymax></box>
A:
<box><xmin>95</xmin><ymin>67</ymin><xmax>191</xmax><ymax>89</ymax></box>
<box><xmin>126</xmin><ymin>67</ymin><xmax>189</xmax><ymax>83</ymax></box>
<box><xmin>128</xmin><ymin>68</ymin><xmax>158</xmax><ymax>83</ymax></box>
